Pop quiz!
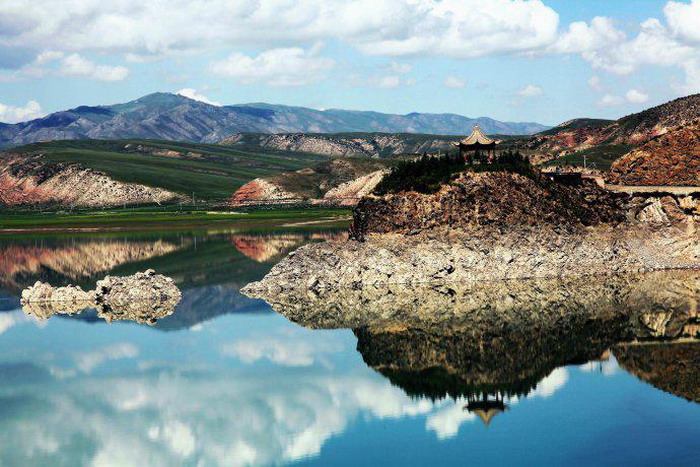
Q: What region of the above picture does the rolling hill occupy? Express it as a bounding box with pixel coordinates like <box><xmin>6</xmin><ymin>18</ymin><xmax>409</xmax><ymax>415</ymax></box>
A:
<box><xmin>515</xmin><ymin>93</ymin><xmax>700</xmax><ymax>165</ymax></box>
<box><xmin>0</xmin><ymin>139</ymin><xmax>326</xmax><ymax>205</ymax></box>
<box><xmin>0</xmin><ymin>93</ymin><xmax>550</xmax><ymax>148</ymax></box>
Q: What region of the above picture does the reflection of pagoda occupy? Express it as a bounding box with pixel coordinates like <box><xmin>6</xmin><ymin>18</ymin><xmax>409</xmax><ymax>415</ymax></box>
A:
<box><xmin>465</xmin><ymin>392</ymin><xmax>509</xmax><ymax>428</ymax></box>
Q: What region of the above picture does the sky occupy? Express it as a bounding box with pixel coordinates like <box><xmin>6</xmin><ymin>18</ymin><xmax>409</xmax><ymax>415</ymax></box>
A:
<box><xmin>1</xmin><ymin>0</ymin><xmax>700</xmax><ymax>126</ymax></box>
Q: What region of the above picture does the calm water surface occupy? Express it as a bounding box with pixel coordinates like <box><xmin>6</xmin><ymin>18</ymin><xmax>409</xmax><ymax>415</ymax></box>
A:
<box><xmin>0</xmin><ymin>229</ymin><xmax>699</xmax><ymax>466</ymax></box>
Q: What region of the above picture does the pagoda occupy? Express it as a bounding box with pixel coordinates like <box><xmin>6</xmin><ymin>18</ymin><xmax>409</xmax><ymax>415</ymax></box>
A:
<box><xmin>454</xmin><ymin>125</ymin><xmax>497</xmax><ymax>164</ymax></box>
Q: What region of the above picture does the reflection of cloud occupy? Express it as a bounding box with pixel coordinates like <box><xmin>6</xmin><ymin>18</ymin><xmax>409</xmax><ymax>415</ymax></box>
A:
<box><xmin>426</xmin><ymin>399</ymin><xmax>476</xmax><ymax>440</ymax></box>
<box><xmin>579</xmin><ymin>358</ymin><xmax>619</xmax><ymax>376</ymax></box>
<box><xmin>74</xmin><ymin>343</ymin><xmax>139</xmax><ymax>373</ymax></box>
<box><xmin>221</xmin><ymin>331</ymin><xmax>342</xmax><ymax>367</ymax></box>
<box><xmin>527</xmin><ymin>368</ymin><xmax>569</xmax><ymax>399</ymax></box>
<box><xmin>0</xmin><ymin>369</ymin><xmax>438</xmax><ymax>465</ymax></box>
<box><xmin>0</xmin><ymin>310</ymin><xmax>31</xmax><ymax>335</ymax></box>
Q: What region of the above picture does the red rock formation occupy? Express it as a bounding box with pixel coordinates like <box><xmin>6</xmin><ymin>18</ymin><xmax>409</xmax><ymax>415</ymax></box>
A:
<box><xmin>607</xmin><ymin>122</ymin><xmax>700</xmax><ymax>186</ymax></box>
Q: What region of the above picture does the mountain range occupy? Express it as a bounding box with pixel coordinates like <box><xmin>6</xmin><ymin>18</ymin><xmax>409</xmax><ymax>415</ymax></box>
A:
<box><xmin>0</xmin><ymin>92</ymin><xmax>550</xmax><ymax>148</ymax></box>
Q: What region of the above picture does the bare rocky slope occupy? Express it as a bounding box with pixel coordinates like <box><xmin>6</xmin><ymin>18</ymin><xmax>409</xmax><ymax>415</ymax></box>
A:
<box><xmin>515</xmin><ymin>94</ymin><xmax>700</xmax><ymax>162</ymax></box>
<box><xmin>0</xmin><ymin>154</ymin><xmax>180</xmax><ymax>207</ymax></box>
<box><xmin>244</xmin><ymin>171</ymin><xmax>700</xmax><ymax>291</ymax></box>
<box><xmin>222</xmin><ymin>133</ymin><xmax>459</xmax><ymax>158</ymax></box>
<box><xmin>231</xmin><ymin>159</ymin><xmax>390</xmax><ymax>206</ymax></box>
<box><xmin>607</xmin><ymin>121</ymin><xmax>700</xmax><ymax>186</ymax></box>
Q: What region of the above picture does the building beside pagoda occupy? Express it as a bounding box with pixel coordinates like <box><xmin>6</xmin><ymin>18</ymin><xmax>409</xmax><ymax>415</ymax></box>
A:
<box><xmin>454</xmin><ymin>125</ymin><xmax>498</xmax><ymax>164</ymax></box>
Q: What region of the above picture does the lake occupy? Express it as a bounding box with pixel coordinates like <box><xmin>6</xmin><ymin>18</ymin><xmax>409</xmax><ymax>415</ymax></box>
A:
<box><xmin>1</xmin><ymin>228</ymin><xmax>699</xmax><ymax>466</ymax></box>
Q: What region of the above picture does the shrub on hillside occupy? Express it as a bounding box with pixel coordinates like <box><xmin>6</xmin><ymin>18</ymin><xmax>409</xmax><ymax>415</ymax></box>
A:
<box><xmin>374</xmin><ymin>150</ymin><xmax>532</xmax><ymax>195</ymax></box>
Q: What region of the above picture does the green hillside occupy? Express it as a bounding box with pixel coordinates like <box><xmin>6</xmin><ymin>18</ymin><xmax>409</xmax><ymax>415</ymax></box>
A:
<box><xmin>5</xmin><ymin>139</ymin><xmax>326</xmax><ymax>201</ymax></box>
<box><xmin>543</xmin><ymin>144</ymin><xmax>632</xmax><ymax>170</ymax></box>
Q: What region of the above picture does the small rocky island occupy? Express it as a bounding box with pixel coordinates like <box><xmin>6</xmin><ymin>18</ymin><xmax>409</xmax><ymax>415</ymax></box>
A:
<box><xmin>244</xmin><ymin>136</ymin><xmax>699</xmax><ymax>293</ymax></box>
<box><xmin>21</xmin><ymin>269</ymin><xmax>181</xmax><ymax>324</ymax></box>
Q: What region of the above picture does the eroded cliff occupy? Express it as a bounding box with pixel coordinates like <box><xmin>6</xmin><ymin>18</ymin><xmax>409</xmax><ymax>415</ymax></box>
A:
<box><xmin>0</xmin><ymin>154</ymin><xmax>181</xmax><ymax>207</ymax></box>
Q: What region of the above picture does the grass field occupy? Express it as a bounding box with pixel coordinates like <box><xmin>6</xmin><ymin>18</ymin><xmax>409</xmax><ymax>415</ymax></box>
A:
<box><xmin>0</xmin><ymin>207</ymin><xmax>351</xmax><ymax>233</ymax></box>
<box><xmin>544</xmin><ymin>144</ymin><xmax>632</xmax><ymax>171</ymax></box>
<box><xmin>6</xmin><ymin>139</ymin><xmax>326</xmax><ymax>201</ymax></box>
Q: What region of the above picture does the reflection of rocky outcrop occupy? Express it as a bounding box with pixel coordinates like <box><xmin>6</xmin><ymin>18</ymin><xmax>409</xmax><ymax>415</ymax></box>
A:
<box><xmin>21</xmin><ymin>270</ymin><xmax>181</xmax><ymax>325</ymax></box>
<box><xmin>355</xmin><ymin>317</ymin><xmax>623</xmax><ymax>400</ymax></box>
<box><xmin>246</xmin><ymin>270</ymin><xmax>700</xmax><ymax>405</ymax></box>
<box><xmin>0</xmin><ymin>239</ymin><xmax>185</xmax><ymax>291</ymax></box>
<box><xmin>614</xmin><ymin>341</ymin><xmax>700</xmax><ymax>403</ymax></box>
<box><xmin>245</xmin><ymin>271</ymin><xmax>700</xmax><ymax>332</ymax></box>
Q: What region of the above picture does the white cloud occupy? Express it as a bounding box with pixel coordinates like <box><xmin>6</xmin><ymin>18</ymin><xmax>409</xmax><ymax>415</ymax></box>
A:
<box><xmin>389</xmin><ymin>61</ymin><xmax>413</xmax><ymax>74</ymax></box>
<box><xmin>588</xmin><ymin>75</ymin><xmax>603</xmax><ymax>92</ymax></box>
<box><xmin>443</xmin><ymin>75</ymin><xmax>467</xmax><ymax>89</ymax></box>
<box><xmin>517</xmin><ymin>84</ymin><xmax>543</xmax><ymax>97</ymax></box>
<box><xmin>176</xmin><ymin>88</ymin><xmax>221</xmax><ymax>106</ymax></box>
<box><xmin>626</xmin><ymin>88</ymin><xmax>649</xmax><ymax>104</ymax></box>
<box><xmin>552</xmin><ymin>16</ymin><xmax>625</xmax><ymax>54</ymax></box>
<box><xmin>209</xmin><ymin>46</ymin><xmax>334</xmax><ymax>86</ymax></box>
<box><xmin>597</xmin><ymin>94</ymin><xmax>624</xmax><ymax>106</ymax></box>
<box><xmin>58</xmin><ymin>53</ymin><xmax>129</xmax><ymax>82</ymax></box>
<box><xmin>665</xmin><ymin>0</ymin><xmax>700</xmax><ymax>44</ymax></box>
<box><xmin>0</xmin><ymin>100</ymin><xmax>43</xmax><ymax>123</ymax></box>
<box><xmin>0</xmin><ymin>0</ymin><xmax>560</xmax><ymax>60</ymax></box>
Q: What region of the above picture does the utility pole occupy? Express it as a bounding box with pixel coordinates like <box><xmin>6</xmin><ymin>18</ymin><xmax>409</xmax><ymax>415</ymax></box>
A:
<box><xmin>583</xmin><ymin>154</ymin><xmax>588</xmax><ymax>171</ymax></box>
<box><xmin>192</xmin><ymin>191</ymin><xmax>195</xmax><ymax>206</ymax></box>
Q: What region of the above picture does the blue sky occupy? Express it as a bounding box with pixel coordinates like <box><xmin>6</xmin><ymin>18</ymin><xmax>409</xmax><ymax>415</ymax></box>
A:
<box><xmin>1</xmin><ymin>0</ymin><xmax>700</xmax><ymax>126</ymax></box>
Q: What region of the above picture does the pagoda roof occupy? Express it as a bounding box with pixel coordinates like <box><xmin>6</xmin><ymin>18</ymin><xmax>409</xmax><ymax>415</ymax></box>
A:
<box><xmin>456</xmin><ymin>125</ymin><xmax>496</xmax><ymax>146</ymax></box>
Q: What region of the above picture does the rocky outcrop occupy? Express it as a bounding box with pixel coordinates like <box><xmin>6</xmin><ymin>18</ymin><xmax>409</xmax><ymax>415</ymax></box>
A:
<box><xmin>20</xmin><ymin>282</ymin><xmax>93</xmax><ymax>317</ymax></box>
<box><xmin>94</xmin><ymin>270</ymin><xmax>182</xmax><ymax>324</ymax></box>
<box><xmin>245</xmin><ymin>171</ymin><xmax>699</xmax><ymax>290</ymax></box>
<box><xmin>21</xmin><ymin>270</ymin><xmax>181</xmax><ymax>325</ymax></box>
<box><xmin>0</xmin><ymin>154</ymin><xmax>181</xmax><ymax>207</ymax></box>
<box><xmin>231</xmin><ymin>159</ymin><xmax>388</xmax><ymax>206</ymax></box>
<box><xmin>607</xmin><ymin>121</ymin><xmax>700</xmax><ymax>186</ymax></box>
<box><xmin>351</xmin><ymin>172</ymin><xmax>628</xmax><ymax>238</ymax></box>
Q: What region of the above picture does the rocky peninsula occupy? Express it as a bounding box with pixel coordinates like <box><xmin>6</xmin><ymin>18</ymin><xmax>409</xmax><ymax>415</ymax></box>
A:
<box><xmin>244</xmin><ymin>170</ymin><xmax>699</xmax><ymax>293</ymax></box>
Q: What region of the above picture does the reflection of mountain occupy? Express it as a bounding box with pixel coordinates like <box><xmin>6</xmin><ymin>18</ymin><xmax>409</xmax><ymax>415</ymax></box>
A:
<box><xmin>231</xmin><ymin>235</ymin><xmax>306</xmax><ymax>263</ymax></box>
<box><xmin>248</xmin><ymin>270</ymin><xmax>700</xmax><ymax>418</ymax></box>
<box><xmin>231</xmin><ymin>232</ymin><xmax>348</xmax><ymax>263</ymax></box>
<box><xmin>155</xmin><ymin>284</ymin><xmax>267</xmax><ymax>331</ymax></box>
<box><xmin>0</xmin><ymin>239</ymin><xmax>185</xmax><ymax>292</ymax></box>
<box><xmin>614</xmin><ymin>341</ymin><xmax>700</xmax><ymax>403</ymax></box>
<box><xmin>1</xmin><ymin>230</ymin><xmax>349</xmax><ymax>330</ymax></box>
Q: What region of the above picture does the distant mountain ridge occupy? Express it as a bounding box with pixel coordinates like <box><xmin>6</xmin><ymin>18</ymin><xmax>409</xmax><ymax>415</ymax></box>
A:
<box><xmin>0</xmin><ymin>93</ymin><xmax>550</xmax><ymax>148</ymax></box>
